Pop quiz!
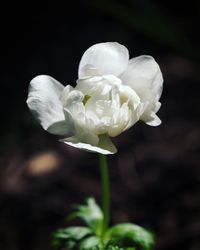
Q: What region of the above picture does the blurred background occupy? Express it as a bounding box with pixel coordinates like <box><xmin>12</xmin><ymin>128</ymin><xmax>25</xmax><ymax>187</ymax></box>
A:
<box><xmin>0</xmin><ymin>0</ymin><xmax>200</xmax><ymax>249</ymax></box>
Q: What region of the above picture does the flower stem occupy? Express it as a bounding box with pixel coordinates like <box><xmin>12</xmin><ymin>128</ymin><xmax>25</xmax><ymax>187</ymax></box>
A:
<box><xmin>99</xmin><ymin>154</ymin><xmax>110</xmax><ymax>234</ymax></box>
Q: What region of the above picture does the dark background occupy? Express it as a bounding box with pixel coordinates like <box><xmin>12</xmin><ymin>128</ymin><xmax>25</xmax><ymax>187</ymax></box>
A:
<box><xmin>0</xmin><ymin>1</ymin><xmax>200</xmax><ymax>249</ymax></box>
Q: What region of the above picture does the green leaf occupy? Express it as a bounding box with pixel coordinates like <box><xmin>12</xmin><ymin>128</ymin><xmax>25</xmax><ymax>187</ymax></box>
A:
<box><xmin>52</xmin><ymin>198</ymin><xmax>154</xmax><ymax>250</ymax></box>
<box><xmin>52</xmin><ymin>226</ymin><xmax>92</xmax><ymax>250</ymax></box>
<box><xmin>53</xmin><ymin>226</ymin><xmax>92</xmax><ymax>240</ymax></box>
<box><xmin>79</xmin><ymin>236</ymin><xmax>102</xmax><ymax>249</ymax></box>
<box><xmin>104</xmin><ymin>223</ymin><xmax>154</xmax><ymax>250</ymax></box>
<box><xmin>105</xmin><ymin>243</ymin><xmax>132</xmax><ymax>250</ymax></box>
<box><xmin>69</xmin><ymin>198</ymin><xmax>104</xmax><ymax>235</ymax></box>
<box><xmin>64</xmin><ymin>240</ymin><xmax>76</xmax><ymax>250</ymax></box>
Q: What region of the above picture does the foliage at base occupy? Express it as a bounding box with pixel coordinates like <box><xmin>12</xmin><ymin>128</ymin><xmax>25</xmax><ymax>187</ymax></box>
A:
<box><xmin>52</xmin><ymin>198</ymin><xmax>154</xmax><ymax>250</ymax></box>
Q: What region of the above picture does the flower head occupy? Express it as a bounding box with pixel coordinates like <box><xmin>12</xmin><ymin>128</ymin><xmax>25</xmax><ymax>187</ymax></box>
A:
<box><xmin>27</xmin><ymin>42</ymin><xmax>163</xmax><ymax>154</ymax></box>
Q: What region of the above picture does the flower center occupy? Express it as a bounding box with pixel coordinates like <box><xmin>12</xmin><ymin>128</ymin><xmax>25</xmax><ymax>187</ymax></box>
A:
<box><xmin>83</xmin><ymin>95</ymin><xmax>91</xmax><ymax>105</ymax></box>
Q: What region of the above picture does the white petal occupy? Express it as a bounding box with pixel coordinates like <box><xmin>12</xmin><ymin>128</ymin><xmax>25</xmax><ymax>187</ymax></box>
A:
<box><xmin>61</xmin><ymin>134</ymin><xmax>117</xmax><ymax>154</ymax></box>
<box><xmin>108</xmin><ymin>102</ymin><xmax>130</xmax><ymax>137</ymax></box>
<box><xmin>27</xmin><ymin>75</ymin><xmax>67</xmax><ymax>134</ymax></box>
<box><xmin>75</xmin><ymin>128</ymin><xmax>100</xmax><ymax>146</ymax></box>
<box><xmin>121</xmin><ymin>56</ymin><xmax>163</xmax><ymax>100</ymax></box>
<box><xmin>76</xmin><ymin>75</ymin><xmax>121</xmax><ymax>99</ymax></box>
<box><xmin>62</xmin><ymin>89</ymin><xmax>86</xmax><ymax>125</ymax></box>
<box><xmin>60</xmin><ymin>85</ymin><xmax>74</xmax><ymax>106</ymax></box>
<box><xmin>146</xmin><ymin>114</ymin><xmax>161</xmax><ymax>126</ymax></box>
<box><xmin>64</xmin><ymin>89</ymin><xmax>84</xmax><ymax>108</ymax></box>
<box><xmin>47</xmin><ymin>120</ymin><xmax>74</xmax><ymax>136</ymax></box>
<box><xmin>120</xmin><ymin>55</ymin><xmax>163</xmax><ymax>125</ymax></box>
<box><xmin>79</xmin><ymin>64</ymin><xmax>100</xmax><ymax>77</ymax></box>
<box><xmin>98</xmin><ymin>134</ymin><xmax>117</xmax><ymax>154</ymax></box>
<box><xmin>78</xmin><ymin>42</ymin><xmax>129</xmax><ymax>78</ymax></box>
<box><xmin>76</xmin><ymin>76</ymin><xmax>103</xmax><ymax>96</ymax></box>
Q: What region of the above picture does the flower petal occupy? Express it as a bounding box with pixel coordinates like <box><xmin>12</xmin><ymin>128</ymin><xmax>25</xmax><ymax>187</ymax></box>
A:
<box><xmin>146</xmin><ymin>113</ymin><xmax>161</xmax><ymax>126</ymax></box>
<box><xmin>61</xmin><ymin>134</ymin><xmax>117</xmax><ymax>154</ymax></box>
<box><xmin>120</xmin><ymin>55</ymin><xmax>163</xmax><ymax>125</ymax></box>
<box><xmin>27</xmin><ymin>75</ymin><xmax>66</xmax><ymax>133</ymax></box>
<box><xmin>78</xmin><ymin>42</ymin><xmax>129</xmax><ymax>78</ymax></box>
<box><xmin>47</xmin><ymin>120</ymin><xmax>73</xmax><ymax>136</ymax></box>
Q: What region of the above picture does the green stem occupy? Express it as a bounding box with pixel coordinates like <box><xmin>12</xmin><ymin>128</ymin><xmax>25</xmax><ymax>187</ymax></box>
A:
<box><xmin>99</xmin><ymin>154</ymin><xmax>110</xmax><ymax>233</ymax></box>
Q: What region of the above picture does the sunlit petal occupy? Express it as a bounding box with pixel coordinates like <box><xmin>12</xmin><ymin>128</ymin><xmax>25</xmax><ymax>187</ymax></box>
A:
<box><xmin>27</xmin><ymin>75</ymin><xmax>67</xmax><ymax>134</ymax></box>
<box><xmin>120</xmin><ymin>55</ymin><xmax>163</xmax><ymax>125</ymax></box>
<box><xmin>79</xmin><ymin>42</ymin><xmax>129</xmax><ymax>78</ymax></box>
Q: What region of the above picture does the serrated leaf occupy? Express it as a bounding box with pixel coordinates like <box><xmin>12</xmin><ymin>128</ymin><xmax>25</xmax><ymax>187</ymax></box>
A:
<box><xmin>104</xmin><ymin>223</ymin><xmax>154</xmax><ymax>250</ymax></box>
<box><xmin>70</xmin><ymin>198</ymin><xmax>103</xmax><ymax>235</ymax></box>
<box><xmin>54</xmin><ymin>226</ymin><xmax>92</xmax><ymax>240</ymax></box>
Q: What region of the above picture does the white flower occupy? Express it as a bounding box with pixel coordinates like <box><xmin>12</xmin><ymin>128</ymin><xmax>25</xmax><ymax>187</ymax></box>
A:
<box><xmin>27</xmin><ymin>42</ymin><xmax>163</xmax><ymax>154</ymax></box>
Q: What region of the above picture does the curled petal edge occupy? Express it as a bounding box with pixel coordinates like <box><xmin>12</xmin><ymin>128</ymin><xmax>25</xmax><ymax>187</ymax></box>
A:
<box><xmin>61</xmin><ymin>134</ymin><xmax>117</xmax><ymax>155</ymax></box>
